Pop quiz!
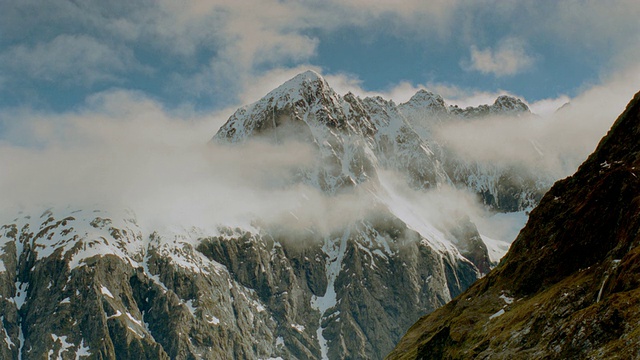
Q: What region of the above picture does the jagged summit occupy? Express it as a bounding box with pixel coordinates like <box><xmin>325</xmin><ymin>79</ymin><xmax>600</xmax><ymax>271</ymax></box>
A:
<box><xmin>448</xmin><ymin>94</ymin><xmax>530</xmax><ymax>118</ymax></box>
<box><xmin>250</xmin><ymin>69</ymin><xmax>337</xmax><ymax>113</ymax></box>
<box><xmin>492</xmin><ymin>95</ymin><xmax>530</xmax><ymax>113</ymax></box>
<box><xmin>404</xmin><ymin>90</ymin><xmax>447</xmax><ymax>109</ymax></box>
<box><xmin>296</xmin><ymin>69</ymin><xmax>324</xmax><ymax>80</ymax></box>
<box><xmin>216</xmin><ymin>71</ymin><xmax>533</xmax><ymax>143</ymax></box>
<box><xmin>268</xmin><ymin>69</ymin><xmax>331</xmax><ymax>97</ymax></box>
<box><xmin>214</xmin><ymin>70</ymin><xmax>549</xmax><ymax>211</ymax></box>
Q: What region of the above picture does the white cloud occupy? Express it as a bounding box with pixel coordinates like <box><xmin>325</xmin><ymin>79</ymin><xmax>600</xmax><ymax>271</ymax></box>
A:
<box><xmin>436</xmin><ymin>63</ymin><xmax>640</xmax><ymax>178</ymax></box>
<box><xmin>528</xmin><ymin>96</ymin><xmax>570</xmax><ymax>117</ymax></box>
<box><xmin>465</xmin><ymin>37</ymin><xmax>535</xmax><ymax>77</ymax></box>
<box><xmin>0</xmin><ymin>91</ymin><xmax>321</xmax><ymax>229</ymax></box>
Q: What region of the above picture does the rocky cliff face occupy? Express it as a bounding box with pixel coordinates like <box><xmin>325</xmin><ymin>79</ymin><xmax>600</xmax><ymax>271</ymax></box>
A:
<box><xmin>0</xmin><ymin>207</ymin><xmax>479</xmax><ymax>360</ymax></box>
<box><xmin>387</xmin><ymin>91</ymin><xmax>640</xmax><ymax>359</ymax></box>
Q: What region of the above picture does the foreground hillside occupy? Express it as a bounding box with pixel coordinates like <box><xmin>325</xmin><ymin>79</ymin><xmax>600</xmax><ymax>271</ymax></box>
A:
<box><xmin>387</xmin><ymin>91</ymin><xmax>640</xmax><ymax>359</ymax></box>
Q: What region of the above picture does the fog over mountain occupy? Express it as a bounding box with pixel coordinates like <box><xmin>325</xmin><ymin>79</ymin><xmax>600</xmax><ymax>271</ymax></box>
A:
<box><xmin>2</xmin><ymin>1</ymin><xmax>640</xmax><ymax>359</ymax></box>
<box><xmin>2</xmin><ymin>62</ymin><xmax>638</xmax><ymax>237</ymax></box>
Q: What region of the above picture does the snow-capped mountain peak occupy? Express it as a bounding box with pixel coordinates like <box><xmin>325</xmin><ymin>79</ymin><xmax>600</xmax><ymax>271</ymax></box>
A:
<box><xmin>215</xmin><ymin>71</ymin><xmax>548</xmax><ymax>210</ymax></box>
<box><xmin>402</xmin><ymin>90</ymin><xmax>448</xmax><ymax>113</ymax></box>
<box><xmin>264</xmin><ymin>69</ymin><xmax>334</xmax><ymax>104</ymax></box>
<box><xmin>492</xmin><ymin>95</ymin><xmax>530</xmax><ymax>114</ymax></box>
<box><xmin>449</xmin><ymin>94</ymin><xmax>530</xmax><ymax>118</ymax></box>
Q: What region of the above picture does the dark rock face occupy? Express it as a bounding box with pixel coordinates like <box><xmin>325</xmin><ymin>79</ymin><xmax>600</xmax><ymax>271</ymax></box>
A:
<box><xmin>387</xmin><ymin>91</ymin><xmax>640</xmax><ymax>360</ymax></box>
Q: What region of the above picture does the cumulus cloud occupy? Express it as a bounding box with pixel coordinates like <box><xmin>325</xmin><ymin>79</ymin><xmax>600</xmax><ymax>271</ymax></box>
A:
<box><xmin>464</xmin><ymin>37</ymin><xmax>535</xmax><ymax>77</ymax></box>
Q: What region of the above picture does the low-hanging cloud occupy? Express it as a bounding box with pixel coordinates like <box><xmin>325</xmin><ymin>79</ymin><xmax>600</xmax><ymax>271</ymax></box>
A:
<box><xmin>0</xmin><ymin>89</ymin><xmax>387</xmax><ymax>236</ymax></box>
<box><xmin>436</xmin><ymin>62</ymin><xmax>640</xmax><ymax>178</ymax></box>
<box><xmin>1</xmin><ymin>64</ymin><xmax>636</xmax><ymax>251</ymax></box>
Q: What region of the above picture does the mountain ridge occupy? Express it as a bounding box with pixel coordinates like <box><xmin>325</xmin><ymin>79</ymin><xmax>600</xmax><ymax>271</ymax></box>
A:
<box><xmin>214</xmin><ymin>70</ymin><xmax>546</xmax><ymax>212</ymax></box>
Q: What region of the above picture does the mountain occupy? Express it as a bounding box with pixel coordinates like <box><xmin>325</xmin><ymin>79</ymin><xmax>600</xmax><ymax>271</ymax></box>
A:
<box><xmin>215</xmin><ymin>70</ymin><xmax>548</xmax><ymax>211</ymax></box>
<box><xmin>0</xmin><ymin>71</ymin><xmax>548</xmax><ymax>359</ymax></box>
<box><xmin>387</xmin><ymin>91</ymin><xmax>640</xmax><ymax>359</ymax></box>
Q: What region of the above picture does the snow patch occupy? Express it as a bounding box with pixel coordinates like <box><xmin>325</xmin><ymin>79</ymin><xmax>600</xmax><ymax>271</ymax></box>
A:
<box><xmin>481</xmin><ymin>235</ymin><xmax>511</xmax><ymax>264</ymax></box>
<box><xmin>205</xmin><ymin>314</ymin><xmax>220</xmax><ymax>325</ymax></box>
<box><xmin>311</xmin><ymin>231</ymin><xmax>349</xmax><ymax>360</ymax></box>
<box><xmin>14</xmin><ymin>282</ymin><xmax>28</xmax><ymax>310</ymax></box>
<box><xmin>489</xmin><ymin>309</ymin><xmax>505</xmax><ymax>319</ymax></box>
<box><xmin>291</xmin><ymin>324</ymin><xmax>305</xmax><ymax>332</ymax></box>
<box><xmin>126</xmin><ymin>312</ymin><xmax>143</xmax><ymax>327</ymax></box>
<box><xmin>499</xmin><ymin>294</ymin><xmax>514</xmax><ymax>305</ymax></box>
<box><xmin>1</xmin><ymin>316</ymin><xmax>13</xmax><ymax>348</ymax></box>
<box><xmin>107</xmin><ymin>310</ymin><xmax>122</xmax><ymax>319</ymax></box>
<box><xmin>100</xmin><ymin>285</ymin><xmax>114</xmax><ymax>298</ymax></box>
<box><xmin>75</xmin><ymin>339</ymin><xmax>90</xmax><ymax>359</ymax></box>
<box><xmin>184</xmin><ymin>299</ymin><xmax>197</xmax><ymax>316</ymax></box>
<box><xmin>51</xmin><ymin>334</ymin><xmax>74</xmax><ymax>359</ymax></box>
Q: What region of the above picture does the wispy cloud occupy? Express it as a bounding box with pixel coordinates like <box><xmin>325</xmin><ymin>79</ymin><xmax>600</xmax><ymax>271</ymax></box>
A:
<box><xmin>463</xmin><ymin>37</ymin><xmax>535</xmax><ymax>77</ymax></box>
<box><xmin>0</xmin><ymin>35</ymin><xmax>137</xmax><ymax>86</ymax></box>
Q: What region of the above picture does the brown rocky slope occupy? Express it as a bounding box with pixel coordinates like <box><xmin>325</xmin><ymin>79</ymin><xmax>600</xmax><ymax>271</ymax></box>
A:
<box><xmin>387</xmin><ymin>90</ymin><xmax>640</xmax><ymax>360</ymax></box>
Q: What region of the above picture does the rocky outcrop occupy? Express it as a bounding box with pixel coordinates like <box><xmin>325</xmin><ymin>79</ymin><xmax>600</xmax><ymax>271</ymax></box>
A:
<box><xmin>387</xmin><ymin>91</ymin><xmax>640</xmax><ymax>359</ymax></box>
<box><xmin>448</xmin><ymin>95</ymin><xmax>530</xmax><ymax>118</ymax></box>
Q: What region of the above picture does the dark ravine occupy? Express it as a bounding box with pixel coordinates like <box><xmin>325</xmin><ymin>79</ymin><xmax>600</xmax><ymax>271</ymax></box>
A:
<box><xmin>387</xmin><ymin>91</ymin><xmax>640</xmax><ymax>359</ymax></box>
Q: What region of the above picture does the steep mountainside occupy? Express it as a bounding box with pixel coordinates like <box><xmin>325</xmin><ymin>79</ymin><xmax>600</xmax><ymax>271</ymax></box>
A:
<box><xmin>387</xmin><ymin>91</ymin><xmax>640</xmax><ymax>359</ymax></box>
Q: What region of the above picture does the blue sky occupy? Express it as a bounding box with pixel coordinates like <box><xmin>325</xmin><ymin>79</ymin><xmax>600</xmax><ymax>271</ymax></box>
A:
<box><xmin>1</xmin><ymin>0</ymin><xmax>639</xmax><ymax>116</ymax></box>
